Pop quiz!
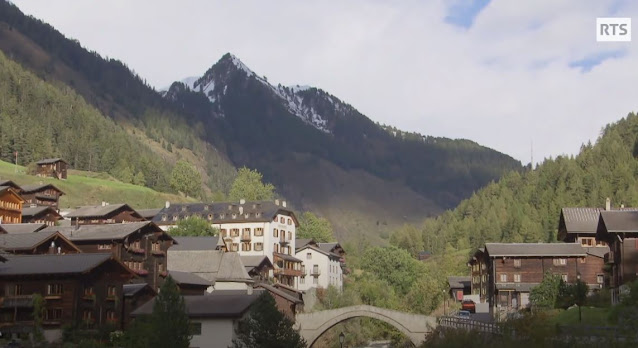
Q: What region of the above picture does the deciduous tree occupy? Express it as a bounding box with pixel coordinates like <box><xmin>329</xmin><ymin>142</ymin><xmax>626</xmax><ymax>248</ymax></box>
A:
<box><xmin>228</xmin><ymin>167</ymin><xmax>275</xmax><ymax>201</ymax></box>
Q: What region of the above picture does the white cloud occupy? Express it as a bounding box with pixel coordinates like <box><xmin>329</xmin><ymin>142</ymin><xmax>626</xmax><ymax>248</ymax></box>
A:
<box><xmin>10</xmin><ymin>0</ymin><xmax>638</xmax><ymax>164</ymax></box>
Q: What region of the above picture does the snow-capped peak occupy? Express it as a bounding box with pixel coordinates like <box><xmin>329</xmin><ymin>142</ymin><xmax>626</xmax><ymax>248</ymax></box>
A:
<box><xmin>228</xmin><ymin>54</ymin><xmax>256</xmax><ymax>77</ymax></box>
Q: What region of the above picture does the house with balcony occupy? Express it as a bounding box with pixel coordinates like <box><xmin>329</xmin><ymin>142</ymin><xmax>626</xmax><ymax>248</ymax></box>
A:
<box><xmin>21</xmin><ymin>206</ymin><xmax>63</xmax><ymax>226</ymax></box>
<box><xmin>0</xmin><ymin>253</ymin><xmax>135</xmax><ymax>342</ymax></box>
<box><xmin>0</xmin><ymin>230</ymin><xmax>80</xmax><ymax>255</ymax></box>
<box><xmin>154</xmin><ymin>199</ymin><xmax>301</xmax><ymax>287</ymax></box>
<box><xmin>471</xmin><ymin>243</ymin><xmax>601</xmax><ymax>318</ymax></box>
<box><xmin>34</xmin><ymin>158</ymin><xmax>68</xmax><ymax>180</ymax></box>
<box><xmin>0</xmin><ymin>186</ymin><xmax>23</xmax><ymax>224</ymax></box>
<box><xmin>43</xmin><ymin>221</ymin><xmax>175</xmax><ymax>291</ymax></box>
<box><xmin>19</xmin><ymin>184</ymin><xmax>65</xmax><ymax>211</ymax></box>
<box><xmin>0</xmin><ymin>223</ymin><xmax>48</xmax><ymax>234</ymax></box>
<box><xmin>0</xmin><ymin>180</ymin><xmax>22</xmax><ymax>193</ymax></box>
<box><xmin>66</xmin><ymin>203</ymin><xmax>145</xmax><ymax>225</ymax></box>
<box><xmin>295</xmin><ymin>243</ymin><xmax>343</xmax><ymax>292</ymax></box>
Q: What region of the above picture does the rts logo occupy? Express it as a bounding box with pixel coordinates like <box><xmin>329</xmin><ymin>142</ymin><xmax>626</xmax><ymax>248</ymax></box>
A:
<box><xmin>597</xmin><ymin>18</ymin><xmax>631</xmax><ymax>42</ymax></box>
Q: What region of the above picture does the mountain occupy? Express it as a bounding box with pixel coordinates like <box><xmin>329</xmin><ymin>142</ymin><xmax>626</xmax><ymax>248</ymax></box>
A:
<box><xmin>391</xmin><ymin>113</ymin><xmax>638</xmax><ymax>256</ymax></box>
<box><xmin>0</xmin><ymin>1</ymin><xmax>521</xmax><ymax>242</ymax></box>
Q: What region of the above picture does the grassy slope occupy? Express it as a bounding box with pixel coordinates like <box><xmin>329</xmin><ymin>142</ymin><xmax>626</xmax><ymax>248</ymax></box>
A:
<box><xmin>0</xmin><ymin>160</ymin><xmax>195</xmax><ymax>209</ymax></box>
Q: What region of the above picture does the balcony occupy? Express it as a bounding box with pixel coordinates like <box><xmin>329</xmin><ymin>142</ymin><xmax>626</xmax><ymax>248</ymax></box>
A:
<box><xmin>151</xmin><ymin>250</ymin><xmax>166</xmax><ymax>257</ymax></box>
<box><xmin>279</xmin><ymin>236</ymin><xmax>289</xmax><ymax>245</ymax></box>
<box><xmin>274</xmin><ymin>268</ymin><xmax>304</xmax><ymax>277</ymax></box>
<box><xmin>1</xmin><ymin>295</ymin><xmax>35</xmax><ymax>308</ymax></box>
<box><xmin>311</xmin><ymin>268</ymin><xmax>321</xmax><ymax>276</ymax></box>
<box><xmin>130</xmin><ymin>248</ymin><xmax>146</xmax><ymax>255</ymax></box>
<box><xmin>241</xmin><ymin>233</ymin><xmax>252</xmax><ymax>242</ymax></box>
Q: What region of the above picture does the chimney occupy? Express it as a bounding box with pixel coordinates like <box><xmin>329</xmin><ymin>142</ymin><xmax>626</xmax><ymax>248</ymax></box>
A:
<box><xmin>282</xmin><ymin>201</ymin><xmax>287</xmax><ymax>208</ymax></box>
<box><xmin>605</xmin><ymin>197</ymin><xmax>611</xmax><ymax>211</ymax></box>
<box><xmin>275</xmin><ymin>199</ymin><xmax>280</xmax><ymax>206</ymax></box>
<box><xmin>239</xmin><ymin>206</ymin><xmax>244</xmax><ymax>215</ymax></box>
<box><xmin>240</xmin><ymin>198</ymin><xmax>246</xmax><ymax>205</ymax></box>
<box><xmin>102</xmin><ymin>201</ymin><xmax>106</xmax><ymax>207</ymax></box>
<box><xmin>165</xmin><ymin>201</ymin><xmax>170</xmax><ymax>209</ymax></box>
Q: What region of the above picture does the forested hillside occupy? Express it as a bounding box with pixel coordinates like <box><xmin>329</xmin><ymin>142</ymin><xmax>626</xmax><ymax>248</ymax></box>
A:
<box><xmin>391</xmin><ymin>113</ymin><xmax>638</xmax><ymax>255</ymax></box>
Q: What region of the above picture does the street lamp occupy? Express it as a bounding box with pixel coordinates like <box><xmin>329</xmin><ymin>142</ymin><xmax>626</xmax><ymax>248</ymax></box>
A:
<box><xmin>339</xmin><ymin>332</ymin><xmax>345</xmax><ymax>348</ymax></box>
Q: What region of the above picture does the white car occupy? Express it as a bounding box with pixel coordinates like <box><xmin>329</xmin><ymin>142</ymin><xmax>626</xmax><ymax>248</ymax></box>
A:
<box><xmin>456</xmin><ymin>310</ymin><xmax>471</xmax><ymax>320</ymax></box>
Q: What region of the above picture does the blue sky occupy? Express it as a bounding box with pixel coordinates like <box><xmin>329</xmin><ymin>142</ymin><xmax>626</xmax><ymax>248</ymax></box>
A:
<box><xmin>10</xmin><ymin>0</ymin><xmax>638</xmax><ymax>165</ymax></box>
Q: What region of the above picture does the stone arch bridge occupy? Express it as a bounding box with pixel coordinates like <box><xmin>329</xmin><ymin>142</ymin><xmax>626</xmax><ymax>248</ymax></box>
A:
<box><xmin>295</xmin><ymin>305</ymin><xmax>437</xmax><ymax>347</ymax></box>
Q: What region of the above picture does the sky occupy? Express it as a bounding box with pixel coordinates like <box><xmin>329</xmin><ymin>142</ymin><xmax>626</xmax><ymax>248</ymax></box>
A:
<box><xmin>11</xmin><ymin>0</ymin><xmax>638</xmax><ymax>165</ymax></box>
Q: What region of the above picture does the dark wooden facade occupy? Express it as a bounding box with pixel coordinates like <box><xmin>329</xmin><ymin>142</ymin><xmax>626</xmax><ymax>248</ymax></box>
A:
<box><xmin>0</xmin><ymin>254</ymin><xmax>135</xmax><ymax>339</ymax></box>
<box><xmin>0</xmin><ymin>187</ymin><xmax>23</xmax><ymax>224</ymax></box>
<box><xmin>67</xmin><ymin>204</ymin><xmax>144</xmax><ymax>225</ymax></box>
<box><xmin>122</xmin><ymin>284</ymin><xmax>156</xmax><ymax>329</ymax></box>
<box><xmin>20</xmin><ymin>184</ymin><xmax>65</xmax><ymax>210</ymax></box>
<box><xmin>21</xmin><ymin>206</ymin><xmax>63</xmax><ymax>226</ymax></box>
<box><xmin>0</xmin><ymin>231</ymin><xmax>81</xmax><ymax>255</ymax></box>
<box><xmin>35</xmin><ymin>158</ymin><xmax>68</xmax><ymax>180</ymax></box>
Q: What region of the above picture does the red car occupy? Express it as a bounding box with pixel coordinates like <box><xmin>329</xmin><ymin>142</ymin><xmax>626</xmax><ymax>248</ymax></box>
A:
<box><xmin>461</xmin><ymin>299</ymin><xmax>476</xmax><ymax>313</ymax></box>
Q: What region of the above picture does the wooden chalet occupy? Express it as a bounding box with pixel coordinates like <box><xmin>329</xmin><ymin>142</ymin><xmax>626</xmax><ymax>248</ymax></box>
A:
<box><xmin>273</xmin><ymin>252</ymin><xmax>303</xmax><ymax>288</ymax></box>
<box><xmin>66</xmin><ymin>203</ymin><xmax>144</xmax><ymax>225</ymax></box>
<box><xmin>241</xmin><ymin>255</ymin><xmax>274</xmax><ymax>282</ymax></box>
<box><xmin>44</xmin><ymin>221</ymin><xmax>175</xmax><ymax>291</ymax></box>
<box><xmin>596</xmin><ymin>210</ymin><xmax>638</xmax><ymax>304</ymax></box>
<box><xmin>35</xmin><ymin>158</ymin><xmax>68</xmax><ymax>180</ymax></box>
<box><xmin>0</xmin><ymin>253</ymin><xmax>135</xmax><ymax>341</ymax></box>
<box><xmin>0</xmin><ymin>231</ymin><xmax>80</xmax><ymax>255</ymax></box>
<box><xmin>470</xmin><ymin>243</ymin><xmax>600</xmax><ymax>318</ymax></box>
<box><xmin>255</xmin><ymin>282</ymin><xmax>304</xmax><ymax>319</ymax></box>
<box><xmin>20</xmin><ymin>184</ymin><xmax>65</xmax><ymax>210</ymax></box>
<box><xmin>21</xmin><ymin>206</ymin><xmax>63</xmax><ymax>226</ymax></box>
<box><xmin>317</xmin><ymin>242</ymin><xmax>347</xmax><ymax>272</ymax></box>
<box><xmin>0</xmin><ymin>180</ymin><xmax>22</xmax><ymax>193</ymax></box>
<box><xmin>122</xmin><ymin>283</ymin><xmax>156</xmax><ymax>328</ymax></box>
<box><xmin>447</xmin><ymin>276</ymin><xmax>471</xmax><ymax>302</ymax></box>
<box><xmin>167</xmin><ymin>270</ymin><xmax>212</xmax><ymax>295</ymax></box>
<box><xmin>0</xmin><ymin>186</ymin><xmax>24</xmax><ymax>224</ymax></box>
<box><xmin>0</xmin><ymin>223</ymin><xmax>48</xmax><ymax>234</ymax></box>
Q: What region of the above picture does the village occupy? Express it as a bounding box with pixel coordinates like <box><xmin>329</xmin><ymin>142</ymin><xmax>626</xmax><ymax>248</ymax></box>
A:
<box><xmin>0</xmin><ymin>158</ymin><xmax>346</xmax><ymax>347</ymax></box>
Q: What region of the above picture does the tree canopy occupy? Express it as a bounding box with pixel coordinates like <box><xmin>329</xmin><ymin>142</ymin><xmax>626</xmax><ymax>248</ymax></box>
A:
<box><xmin>297</xmin><ymin>212</ymin><xmax>334</xmax><ymax>242</ymax></box>
<box><xmin>169</xmin><ymin>216</ymin><xmax>218</xmax><ymax>237</ymax></box>
<box><xmin>170</xmin><ymin>160</ymin><xmax>202</xmax><ymax>198</ymax></box>
<box><xmin>228</xmin><ymin>167</ymin><xmax>275</xmax><ymax>201</ymax></box>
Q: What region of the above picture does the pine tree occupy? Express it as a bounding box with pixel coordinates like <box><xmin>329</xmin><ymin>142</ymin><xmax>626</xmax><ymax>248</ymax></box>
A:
<box><xmin>148</xmin><ymin>277</ymin><xmax>192</xmax><ymax>348</ymax></box>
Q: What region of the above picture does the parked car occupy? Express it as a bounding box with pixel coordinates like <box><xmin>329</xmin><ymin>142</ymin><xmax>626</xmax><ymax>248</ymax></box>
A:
<box><xmin>461</xmin><ymin>299</ymin><xmax>476</xmax><ymax>313</ymax></box>
<box><xmin>456</xmin><ymin>310</ymin><xmax>471</xmax><ymax>320</ymax></box>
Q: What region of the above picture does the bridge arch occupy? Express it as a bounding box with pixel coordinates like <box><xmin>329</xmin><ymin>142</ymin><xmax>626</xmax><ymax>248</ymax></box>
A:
<box><xmin>295</xmin><ymin>305</ymin><xmax>437</xmax><ymax>347</ymax></box>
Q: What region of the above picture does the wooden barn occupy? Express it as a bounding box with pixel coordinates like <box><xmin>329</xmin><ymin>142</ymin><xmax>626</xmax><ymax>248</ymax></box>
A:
<box><xmin>35</xmin><ymin>158</ymin><xmax>68</xmax><ymax>180</ymax></box>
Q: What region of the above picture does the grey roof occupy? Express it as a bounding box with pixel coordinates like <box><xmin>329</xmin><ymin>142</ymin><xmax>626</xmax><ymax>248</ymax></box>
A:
<box><xmin>485</xmin><ymin>243</ymin><xmax>586</xmax><ymax>257</ymax></box>
<box><xmin>21</xmin><ymin>206</ymin><xmax>61</xmax><ymax>219</ymax></box>
<box><xmin>43</xmin><ymin>221</ymin><xmax>170</xmax><ymax>242</ymax></box>
<box><xmin>255</xmin><ymin>283</ymin><xmax>303</xmax><ymax>304</ymax></box>
<box><xmin>599</xmin><ymin>211</ymin><xmax>638</xmax><ymax>233</ymax></box>
<box><xmin>495</xmin><ymin>283</ymin><xmax>538</xmax><ymax>292</ymax></box>
<box><xmin>585</xmin><ymin>247</ymin><xmax>609</xmax><ymax>258</ymax></box>
<box><xmin>0</xmin><ymin>223</ymin><xmax>48</xmax><ymax>234</ymax></box>
<box><xmin>295</xmin><ymin>238</ymin><xmax>315</xmax><ymax>248</ymax></box>
<box><xmin>66</xmin><ymin>203</ymin><xmax>139</xmax><ymax>218</ymax></box>
<box><xmin>137</xmin><ymin>208</ymin><xmax>162</xmax><ymax>220</ymax></box>
<box><xmin>560</xmin><ymin>208</ymin><xmax>602</xmax><ymax>234</ymax></box>
<box><xmin>296</xmin><ymin>244</ymin><xmax>340</xmax><ymax>259</ymax></box>
<box><xmin>448</xmin><ymin>276</ymin><xmax>471</xmax><ymax>289</ymax></box>
<box><xmin>0</xmin><ymin>253</ymin><xmax>113</xmax><ymax>276</ymax></box>
<box><xmin>152</xmin><ymin>201</ymin><xmax>298</xmax><ymax>226</ymax></box>
<box><xmin>36</xmin><ymin>158</ymin><xmax>66</xmax><ymax>165</ymax></box>
<box><xmin>274</xmin><ymin>252</ymin><xmax>303</xmax><ymax>263</ymax></box>
<box><xmin>123</xmin><ymin>283</ymin><xmax>155</xmax><ymax>297</ymax></box>
<box><xmin>20</xmin><ymin>184</ymin><xmax>64</xmax><ymax>195</ymax></box>
<box><xmin>241</xmin><ymin>255</ymin><xmax>273</xmax><ymax>268</ymax></box>
<box><xmin>0</xmin><ymin>180</ymin><xmax>21</xmax><ymax>191</ymax></box>
<box><xmin>132</xmin><ymin>290</ymin><xmax>264</xmax><ymax>318</ymax></box>
<box><xmin>168</xmin><ymin>270</ymin><xmax>212</xmax><ymax>287</ymax></box>
<box><xmin>170</xmin><ymin>236</ymin><xmax>219</xmax><ymax>251</ymax></box>
<box><xmin>167</xmin><ymin>250</ymin><xmax>252</xmax><ymax>284</ymax></box>
<box><xmin>0</xmin><ymin>230</ymin><xmax>64</xmax><ymax>251</ymax></box>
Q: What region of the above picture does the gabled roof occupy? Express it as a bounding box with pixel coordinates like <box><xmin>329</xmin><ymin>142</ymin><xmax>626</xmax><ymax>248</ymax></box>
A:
<box><xmin>241</xmin><ymin>255</ymin><xmax>273</xmax><ymax>269</ymax></box>
<box><xmin>0</xmin><ymin>230</ymin><xmax>80</xmax><ymax>252</ymax></box>
<box><xmin>132</xmin><ymin>290</ymin><xmax>264</xmax><ymax>318</ymax></box>
<box><xmin>585</xmin><ymin>247</ymin><xmax>609</xmax><ymax>258</ymax></box>
<box><xmin>295</xmin><ymin>244</ymin><xmax>340</xmax><ymax>259</ymax></box>
<box><xmin>598</xmin><ymin>211</ymin><xmax>638</xmax><ymax>234</ymax></box>
<box><xmin>43</xmin><ymin>221</ymin><xmax>173</xmax><ymax>242</ymax></box>
<box><xmin>167</xmin><ymin>250</ymin><xmax>252</xmax><ymax>284</ymax></box>
<box><xmin>137</xmin><ymin>208</ymin><xmax>162</xmax><ymax>220</ymax></box>
<box><xmin>0</xmin><ymin>253</ymin><xmax>122</xmax><ymax>276</ymax></box>
<box><xmin>255</xmin><ymin>283</ymin><xmax>303</xmax><ymax>304</ymax></box>
<box><xmin>20</xmin><ymin>183</ymin><xmax>64</xmax><ymax>195</ymax></box>
<box><xmin>484</xmin><ymin>243</ymin><xmax>586</xmax><ymax>257</ymax></box>
<box><xmin>0</xmin><ymin>186</ymin><xmax>24</xmax><ymax>202</ymax></box>
<box><xmin>21</xmin><ymin>206</ymin><xmax>62</xmax><ymax>219</ymax></box>
<box><xmin>0</xmin><ymin>180</ymin><xmax>22</xmax><ymax>192</ymax></box>
<box><xmin>448</xmin><ymin>276</ymin><xmax>471</xmax><ymax>289</ymax></box>
<box><xmin>123</xmin><ymin>283</ymin><xmax>156</xmax><ymax>297</ymax></box>
<box><xmin>170</xmin><ymin>236</ymin><xmax>219</xmax><ymax>251</ymax></box>
<box><xmin>560</xmin><ymin>208</ymin><xmax>602</xmax><ymax>234</ymax></box>
<box><xmin>168</xmin><ymin>270</ymin><xmax>213</xmax><ymax>287</ymax></box>
<box><xmin>274</xmin><ymin>252</ymin><xmax>303</xmax><ymax>263</ymax></box>
<box><xmin>66</xmin><ymin>203</ymin><xmax>141</xmax><ymax>219</ymax></box>
<box><xmin>153</xmin><ymin>200</ymin><xmax>298</xmax><ymax>226</ymax></box>
<box><xmin>295</xmin><ymin>238</ymin><xmax>316</xmax><ymax>249</ymax></box>
<box><xmin>36</xmin><ymin>158</ymin><xmax>66</xmax><ymax>165</ymax></box>
<box><xmin>0</xmin><ymin>223</ymin><xmax>48</xmax><ymax>234</ymax></box>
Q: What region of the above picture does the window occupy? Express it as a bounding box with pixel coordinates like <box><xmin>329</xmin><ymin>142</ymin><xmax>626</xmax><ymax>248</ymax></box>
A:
<box><xmin>204</xmin><ymin>205</ymin><xmax>209</xmax><ymax>211</ymax></box>
<box><xmin>172</xmin><ymin>215</ymin><xmax>178</xmax><ymax>221</ymax></box>
<box><xmin>98</xmin><ymin>244</ymin><xmax>111</xmax><ymax>250</ymax></box>
<box><xmin>561</xmin><ymin>274</ymin><xmax>568</xmax><ymax>282</ymax></box>
<box><xmin>553</xmin><ymin>258</ymin><xmax>567</xmax><ymax>266</ymax></box>
<box><xmin>47</xmin><ymin>284</ymin><xmax>63</xmax><ymax>295</ymax></box>
<box><xmin>242</xmin><ymin>243</ymin><xmax>251</xmax><ymax>251</ymax></box>
<box><xmin>273</xmin><ymin>244</ymin><xmax>278</xmax><ymax>253</ymax></box>
<box><xmin>273</xmin><ymin>229</ymin><xmax>279</xmax><ymax>237</ymax></box>
<box><xmin>255</xmin><ymin>242</ymin><xmax>263</xmax><ymax>251</ymax></box>
<box><xmin>580</xmin><ymin>257</ymin><xmax>586</xmax><ymax>263</ymax></box>
<box><xmin>158</xmin><ymin>263</ymin><xmax>165</xmax><ymax>273</ymax></box>
<box><xmin>288</xmin><ymin>232</ymin><xmax>292</xmax><ymax>240</ymax></box>
<box><xmin>481</xmin><ymin>263</ymin><xmax>486</xmax><ymax>270</ymax></box>
<box><xmin>84</xmin><ymin>287</ymin><xmax>94</xmax><ymax>296</ymax></box>
<box><xmin>45</xmin><ymin>309</ymin><xmax>62</xmax><ymax>321</ymax></box>
<box><xmin>280</xmin><ymin>217</ymin><xmax>285</xmax><ymax>224</ymax></box>
<box><xmin>161</xmin><ymin>215</ymin><xmax>167</xmax><ymax>222</ymax></box>
<box><xmin>14</xmin><ymin>284</ymin><xmax>23</xmax><ymax>296</ymax></box>
<box><xmin>307</xmin><ymin>253</ymin><xmax>312</xmax><ymax>260</ymax></box>
<box><xmin>152</xmin><ymin>242</ymin><xmax>161</xmax><ymax>252</ymax></box>
<box><xmin>189</xmin><ymin>322</ymin><xmax>202</xmax><ymax>336</ymax></box>
<box><xmin>514</xmin><ymin>274</ymin><xmax>521</xmax><ymax>283</ymax></box>
<box><xmin>499</xmin><ymin>274</ymin><xmax>507</xmax><ymax>282</ymax></box>
<box><xmin>255</xmin><ymin>228</ymin><xmax>263</xmax><ymax>236</ymax></box>
<box><xmin>302</xmin><ymin>265</ymin><xmax>306</xmax><ymax>274</ymax></box>
<box><xmin>244</xmin><ymin>228</ymin><xmax>251</xmax><ymax>234</ymax></box>
<box><xmin>207</xmin><ymin>214</ymin><xmax>213</xmax><ymax>220</ymax></box>
<box><xmin>513</xmin><ymin>259</ymin><xmax>521</xmax><ymax>268</ymax></box>
<box><xmin>221</xmin><ymin>229</ymin><xmax>228</xmax><ymax>238</ymax></box>
<box><xmin>482</xmin><ymin>275</ymin><xmax>487</xmax><ymax>283</ymax></box>
<box><xmin>300</xmin><ymin>277</ymin><xmax>305</xmax><ymax>284</ymax></box>
<box><xmin>83</xmin><ymin>310</ymin><xmax>94</xmax><ymax>321</ymax></box>
<box><xmin>131</xmin><ymin>240</ymin><xmax>141</xmax><ymax>249</ymax></box>
<box><xmin>597</xmin><ymin>274</ymin><xmax>604</xmax><ymax>284</ymax></box>
<box><xmin>231</xmin><ymin>229</ymin><xmax>239</xmax><ymax>237</ymax></box>
<box><xmin>231</xmin><ymin>243</ymin><xmax>239</xmax><ymax>252</ymax></box>
<box><xmin>106</xmin><ymin>310</ymin><xmax>116</xmax><ymax>322</ymax></box>
<box><xmin>107</xmin><ymin>285</ymin><xmax>117</xmax><ymax>297</ymax></box>
<box><xmin>581</xmin><ymin>238</ymin><xmax>594</xmax><ymax>247</ymax></box>
<box><xmin>288</xmin><ymin>218</ymin><xmax>292</xmax><ymax>225</ymax></box>
<box><xmin>313</xmin><ymin>265</ymin><xmax>319</xmax><ymax>275</ymax></box>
